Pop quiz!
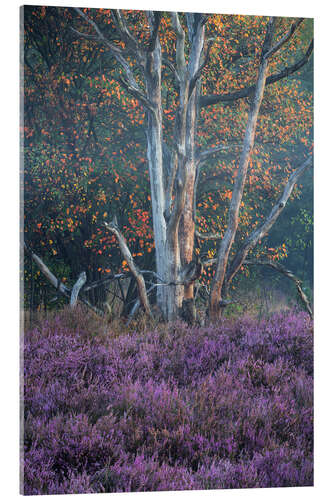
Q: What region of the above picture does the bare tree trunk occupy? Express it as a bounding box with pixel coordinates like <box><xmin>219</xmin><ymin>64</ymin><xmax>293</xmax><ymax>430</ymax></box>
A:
<box><xmin>145</xmin><ymin>12</ymin><xmax>206</xmax><ymax>321</ymax></box>
<box><xmin>71</xmin><ymin>11</ymin><xmax>311</xmax><ymax>324</ymax></box>
<box><xmin>179</xmin><ymin>165</ymin><xmax>196</xmax><ymax>302</ymax></box>
<box><xmin>172</xmin><ymin>13</ymin><xmax>206</xmax><ymax>320</ymax></box>
<box><xmin>145</xmin><ymin>14</ymin><xmax>185</xmax><ymax>320</ymax></box>
<box><xmin>209</xmin><ymin>18</ymin><xmax>276</xmax><ymax>320</ymax></box>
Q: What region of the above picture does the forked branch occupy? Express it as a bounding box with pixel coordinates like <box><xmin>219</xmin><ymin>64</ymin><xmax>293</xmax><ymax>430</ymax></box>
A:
<box><xmin>72</xmin><ymin>8</ymin><xmax>155</xmax><ymax>113</ymax></box>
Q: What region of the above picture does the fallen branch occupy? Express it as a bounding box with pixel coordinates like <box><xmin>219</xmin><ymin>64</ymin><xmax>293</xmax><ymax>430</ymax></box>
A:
<box><xmin>82</xmin><ymin>273</ymin><xmax>128</xmax><ymax>292</ymax></box>
<box><xmin>24</xmin><ymin>242</ymin><xmax>70</xmax><ymax>296</ymax></box>
<box><xmin>104</xmin><ymin>219</ymin><xmax>152</xmax><ymax>317</ymax></box>
<box><xmin>24</xmin><ymin>242</ymin><xmax>104</xmax><ymax>316</ymax></box>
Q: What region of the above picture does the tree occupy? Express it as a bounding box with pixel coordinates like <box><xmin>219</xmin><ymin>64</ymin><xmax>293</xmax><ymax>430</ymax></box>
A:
<box><xmin>23</xmin><ymin>6</ymin><xmax>155</xmax><ymax>311</ymax></box>
<box><xmin>23</xmin><ymin>7</ymin><xmax>313</xmax><ymax>321</ymax></box>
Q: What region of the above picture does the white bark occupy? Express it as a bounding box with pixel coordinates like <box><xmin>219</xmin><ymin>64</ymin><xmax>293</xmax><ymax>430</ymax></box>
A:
<box><xmin>209</xmin><ymin>17</ymin><xmax>276</xmax><ymax>319</ymax></box>
<box><xmin>104</xmin><ymin>220</ymin><xmax>152</xmax><ymax>317</ymax></box>
<box><xmin>70</xmin><ymin>272</ymin><xmax>87</xmax><ymax>308</ymax></box>
<box><xmin>226</xmin><ymin>157</ymin><xmax>312</xmax><ymax>286</ymax></box>
<box><xmin>24</xmin><ymin>243</ymin><xmax>104</xmax><ymax>315</ymax></box>
<box><xmin>71</xmin><ymin>11</ymin><xmax>312</xmax><ymax>322</ymax></box>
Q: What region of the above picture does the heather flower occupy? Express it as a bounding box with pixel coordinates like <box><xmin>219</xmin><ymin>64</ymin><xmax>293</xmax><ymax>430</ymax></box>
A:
<box><xmin>22</xmin><ymin>310</ymin><xmax>313</xmax><ymax>494</ymax></box>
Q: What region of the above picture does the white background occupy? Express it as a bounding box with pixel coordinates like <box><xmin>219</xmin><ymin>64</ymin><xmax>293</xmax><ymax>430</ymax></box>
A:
<box><xmin>1</xmin><ymin>0</ymin><xmax>332</xmax><ymax>498</ymax></box>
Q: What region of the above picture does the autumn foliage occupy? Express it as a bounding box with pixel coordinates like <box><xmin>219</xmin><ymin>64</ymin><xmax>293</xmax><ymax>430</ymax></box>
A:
<box><xmin>23</xmin><ymin>7</ymin><xmax>313</xmax><ymax>312</ymax></box>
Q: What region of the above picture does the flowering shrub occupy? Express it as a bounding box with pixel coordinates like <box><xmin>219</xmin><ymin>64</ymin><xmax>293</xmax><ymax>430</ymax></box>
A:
<box><xmin>22</xmin><ymin>308</ymin><xmax>313</xmax><ymax>494</ymax></box>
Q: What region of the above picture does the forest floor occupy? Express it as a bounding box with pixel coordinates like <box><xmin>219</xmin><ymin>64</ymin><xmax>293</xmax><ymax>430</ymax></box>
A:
<box><xmin>22</xmin><ymin>306</ymin><xmax>313</xmax><ymax>494</ymax></box>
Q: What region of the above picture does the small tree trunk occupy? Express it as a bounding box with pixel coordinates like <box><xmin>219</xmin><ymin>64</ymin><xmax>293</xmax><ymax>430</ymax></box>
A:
<box><xmin>209</xmin><ymin>18</ymin><xmax>276</xmax><ymax>320</ymax></box>
<box><xmin>176</xmin><ymin>14</ymin><xmax>205</xmax><ymax>322</ymax></box>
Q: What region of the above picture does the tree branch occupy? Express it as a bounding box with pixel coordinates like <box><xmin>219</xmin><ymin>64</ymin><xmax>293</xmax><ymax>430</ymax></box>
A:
<box><xmin>200</xmin><ymin>39</ymin><xmax>313</xmax><ymax>107</ymax></box>
<box><xmin>126</xmin><ymin>284</ymin><xmax>156</xmax><ymax>325</ymax></box>
<box><xmin>209</xmin><ymin>17</ymin><xmax>277</xmax><ymax>318</ymax></box>
<box><xmin>195</xmin><ymin>230</ymin><xmax>222</xmax><ymax>241</ymax></box>
<box><xmin>196</xmin><ymin>143</ymin><xmax>242</xmax><ymax>165</ymax></box>
<box><xmin>117</xmin><ymin>74</ymin><xmax>156</xmax><ymax>114</ymax></box>
<box><xmin>147</xmin><ymin>11</ymin><xmax>162</xmax><ymax>52</ymax></box>
<box><xmin>72</xmin><ymin>8</ymin><xmax>125</xmax><ymax>55</ymax></box>
<box><xmin>82</xmin><ymin>273</ymin><xmax>127</xmax><ymax>292</ymax></box>
<box><xmin>189</xmin><ymin>37</ymin><xmax>215</xmax><ymax>96</ymax></box>
<box><xmin>103</xmin><ymin>220</ymin><xmax>152</xmax><ymax>316</ymax></box>
<box><xmin>73</xmin><ymin>8</ymin><xmax>155</xmax><ymax>114</ymax></box>
<box><xmin>24</xmin><ymin>242</ymin><xmax>104</xmax><ymax>316</ymax></box>
<box><xmin>24</xmin><ymin>242</ymin><xmax>70</xmax><ymax>296</ymax></box>
<box><xmin>162</xmin><ymin>57</ymin><xmax>181</xmax><ymax>84</ymax></box>
<box><xmin>171</xmin><ymin>12</ymin><xmax>186</xmax><ymax>79</ymax></box>
<box><xmin>70</xmin><ymin>28</ymin><xmax>100</xmax><ymax>41</ymax></box>
<box><xmin>264</xmin><ymin>18</ymin><xmax>304</xmax><ymax>60</ymax></box>
<box><xmin>111</xmin><ymin>9</ymin><xmax>140</xmax><ymax>52</ymax></box>
<box><xmin>244</xmin><ymin>259</ymin><xmax>313</xmax><ymax>319</ymax></box>
<box><xmin>226</xmin><ymin>156</ymin><xmax>312</xmax><ymax>285</ymax></box>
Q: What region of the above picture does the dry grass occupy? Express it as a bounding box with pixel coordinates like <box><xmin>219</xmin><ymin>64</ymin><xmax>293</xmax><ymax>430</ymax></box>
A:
<box><xmin>22</xmin><ymin>284</ymin><xmax>303</xmax><ymax>339</ymax></box>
